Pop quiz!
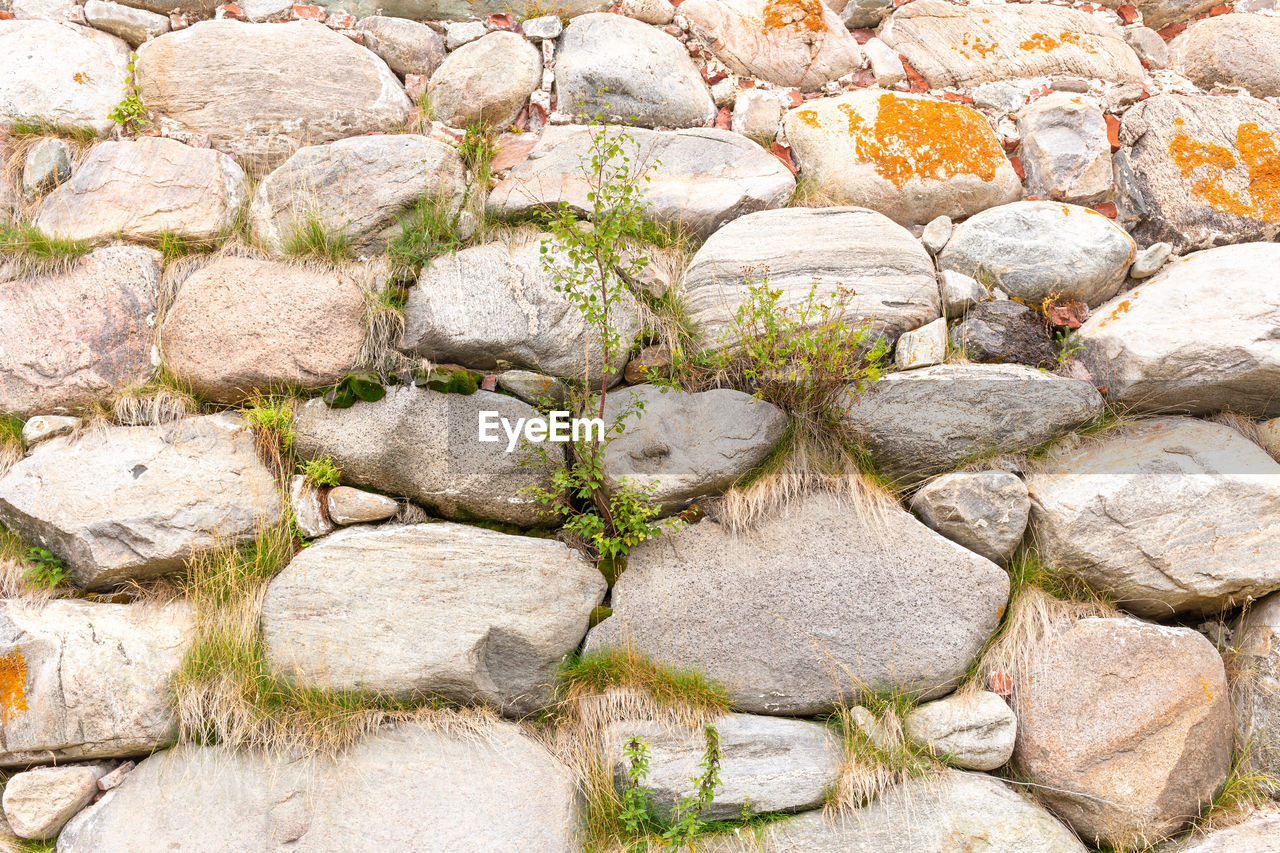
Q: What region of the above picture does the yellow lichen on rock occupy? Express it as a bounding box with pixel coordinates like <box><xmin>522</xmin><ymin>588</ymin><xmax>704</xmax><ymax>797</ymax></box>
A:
<box><xmin>1168</xmin><ymin>122</ymin><xmax>1280</xmax><ymax>222</ymax></box>
<box><xmin>0</xmin><ymin>648</ymin><xmax>28</xmax><ymax>725</ymax></box>
<box><xmin>762</xmin><ymin>0</ymin><xmax>826</xmax><ymax>32</ymax></box>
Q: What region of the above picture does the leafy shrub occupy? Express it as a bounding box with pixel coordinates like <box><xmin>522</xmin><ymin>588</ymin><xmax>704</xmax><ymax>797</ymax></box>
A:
<box><xmin>300</xmin><ymin>456</ymin><xmax>341</xmax><ymax>488</ymax></box>
<box><xmin>23</xmin><ymin>547</ymin><xmax>66</xmax><ymax>590</ymax></box>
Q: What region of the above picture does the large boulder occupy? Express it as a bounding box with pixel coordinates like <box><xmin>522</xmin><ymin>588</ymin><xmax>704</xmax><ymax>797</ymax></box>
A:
<box><xmin>784</xmin><ymin>92</ymin><xmax>1022</xmax><ymax>226</ymax></box>
<box><xmin>878</xmin><ymin>0</ymin><xmax>1143</xmax><ymax>89</ymax></box>
<box><xmin>0</xmin><ymin>414</ymin><xmax>281</xmax><ymax>589</ymax></box>
<box><xmin>292</xmin><ymin>388</ymin><xmax>555</xmax><ymax>527</ymax></box>
<box><xmin>750</xmin><ymin>770</ymin><xmax>1087</xmax><ymax>852</ymax></box>
<box><xmin>1115</xmin><ymin>94</ymin><xmax>1280</xmax><ymax>252</ymax></box>
<box><xmin>940</xmin><ymin>202</ymin><xmax>1135</xmax><ymax>308</ymax></box>
<box><xmin>1029</xmin><ymin>418</ymin><xmax>1280</xmax><ymax>618</ymax></box>
<box><xmin>1175</xmin><ymin>14</ymin><xmax>1280</xmax><ymax>98</ymax></box>
<box><xmin>909</xmin><ymin>470</ymin><xmax>1029</xmax><ymax>564</ymax></box>
<box><xmin>0</xmin><ymin>20</ymin><xmax>130</xmax><ymax>134</ymax></box>
<box><xmin>357</xmin><ymin>15</ymin><xmax>445</xmax><ymax>77</ymax></box>
<box><xmin>35</xmin><ymin>138</ymin><xmax>246</xmax><ymax>244</ymax></box>
<box><xmin>57</xmin><ymin>721</ymin><xmax>581</xmax><ymax>852</ymax></box>
<box><xmin>427</xmin><ymin>31</ymin><xmax>542</xmax><ymax>128</ymax></box>
<box><xmin>678</xmin><ymin>0</ymin><xmax>863</xmax><ymax>91</ymax></box>
<box><xmin>587</xmin><ymin>492</ymin><xmax>1010</xmax><ymax>715</ymax></box>
<box><xmin>397</xmin><ymin>236</ymin><xmax>641</xmax><ymax>388</ymax></box>
<box><xmin>604</xmin><ymin>713</ymin><xmax>842</xmax><ymax>819</ymax></box>
<box><xmin>135</xmin><ymin>21</ymin><xmax>412</xmax><ymax>171</ymax></box>
<box><xmin>487</xmin><ymin>126</ymin><xmax>795</xmax><ymax>239</ymax></box>
<box><xmin>0</xmin><ymin>599</ymin><xmax>191</xmax><ymax>766</ymax></box>
<box><xmin>1077</xmin><ymin>243</ymin><xmax>1280</xmax><ymax>417</ymax></box>
<box><xmin>1013</xmin><ymin>616</ymin><xmax>1231</xmax><ymax>847</ymax></box>
<box><xmin>1015</xmin><ymin>93</ymin><xmax>1114</xmax><ymax>206</ymax></box>
<box><xmin>0</xmin><ymin>246</ymin><xmax>160</xmax><ymax>419</ymax></box>
<box><xmin>601</xmin><ymin>385</ymin><xmax>788</xmax><ymax>514</ymax></box>
<box><xmin>261</xmin><ymin>523</ymin><xmax>605</xmax><ymax>713</ymax></box>
<box><xmin>160</xmin><ymin>257</ymin><xmax>366</xmax><ymax>404</ymax></box>
<box><xmin>840</xmin><ymin>364</ymin><xmax>1105</xmax><ymax>484</ymax></box>
<box><xmin>248</xmin><ymin>134</ymin><xmax>465</xmax><ymax>252</ymax></box>
<box><xmin>1234</xmin><ymin>592</ymin><xmax>1280</xmax><ymax>783</ymax></box>
<box><xmin>555</xmin><ymin>13</ymin><xmax>715</xmax><ymax>128</ymax></box>
<box><xmin>683</xmin><ymin>207</ymin><xmax>939</xmax><ymax>347</ymax></box>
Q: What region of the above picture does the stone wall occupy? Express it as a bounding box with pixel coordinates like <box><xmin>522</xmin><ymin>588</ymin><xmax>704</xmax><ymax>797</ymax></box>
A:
<box><xmin>2</xmin><ymin>0</ymin><xmax>1280</xmax><ymax>849</ymax></box>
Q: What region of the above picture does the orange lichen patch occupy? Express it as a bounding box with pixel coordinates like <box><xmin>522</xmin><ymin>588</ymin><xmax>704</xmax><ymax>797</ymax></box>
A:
<box><xmin>1096</xmin><ymin>296</ymin><xmax>1135</xmax><ymax>328</ymax></box>
<box><xmin>832</xmin><ymin>94</ymin><xmax>1006</xmax><ymax>186</ymax></box>
<box><xmin>0</xmin><ymin>649</ymin><xmax>28</xmax><ymax>725</ymax></box>
<box><xmin>762</xmin><ymin>0</ymin><xmax>826</xmax><ymax>32</ymax></box>
<box><xmin>1167</xmin><ymin>122</ymin><xmax>1280</xmax><ymax>222</ymax></box>
<box><xmin>958</xmin><ymin>32</ymin><xmax>1000</xmax><ymax>58</ymax></box>
<box><xmin>1018</xmin><ymin>31</ymin><xmax>1098</xmax><ymax>54</ymax></box>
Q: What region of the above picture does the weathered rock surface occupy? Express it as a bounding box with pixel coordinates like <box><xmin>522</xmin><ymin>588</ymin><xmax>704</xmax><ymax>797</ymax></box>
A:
<box><xmin>940</xmin><ymin>268</ymin><xmax>984</xmax><ymax>316</ymax></box>
<box><xmin>906</xmin><ymin>691</ymin><xmax>1016</xmax><ymax>771</ymax></box>
<box><xmin>840</xmin><ymin>364</ymin><xmax>1105</xmax><ymax>484</ymax></box>
<box><xmin>587</xmin><ymin>492</ymin><xmax>1009</xmax><ymax>715</ymax></box>
<box><xmin>316</xmin><ymin>0</ymin><xmax>605</xmax><ymax>17</ymax></box>
<box><xmin>0</xmin><ymin>20</ymin><xmax>130</xmax><ymax>133</ymax></box>
<box><xmin>601</xmin><ymin>384</ymin><xmax>788</xmax><ymax>513</ymax></box>
<box><xmin>910</xmin><ymin>470</ymin><xmax>1029</xmax><ymax>564</ymax></box>
<box><xmin>878</xmin><ymin>0</ymin><xmax>1144</xmax><ymax>89</ymax></box>
<box><xmin>21</xmin><ymin>415</ymin><xmax>79</xmax><ymax>447</ymax></box>
<box><xmin>288</xmin><ymin>474</ymin><xmax>333</xmax><ymax>539</ymax></box>
<box><xmin>679</xmin><ymin>0</ymin><xmax>863</xmax><ymax>91</ymax></box>
<box><xmin>427</xmin><ymin>31</ymin><xmax>542</xmax><ymax>129</ymax></box>
<box><xmin>684</xmin><ymin>207</ymin><xmax>939</xmax><ymax>346</ymax></box>
<box><xmin>326</xmin><ymin>486</ymin><xmax>398</xmax><ymax>525</ymax></box>
<box><xmin>1115</xmin><ymin>94</ymin><xmax>1280</xmax><ymax>251</ymax></box>
<box><xmin>292</xmin><ymin>388</ymin><xmax>554</xmax><ymax>527</ymax></box>
<box><xmin>161</xmin><ymin>257</ymin><xmax>366</xmax><ymax>403</ymax></box>
<box><xmin>1029</xmin><ymin>418</ymin><xmax>1280</xmax><ymax>618</ymax></box>
<box><xmin>784</xmin><ymin>92</ymin><xmax>1022</xmax><ymax>225</ymax></box>
<box><xmin>398</xmin><ymin>236</ymin><xmax>641</xmax><ymax>387</ymax></box>
<box><xmin>136</xmin><ymin>21</ymin><xmax>412</xmax><ymax>170</ymax></box>
<box><xmin>488</xmin><ymin>126</ymin><xmax>795</xmax><ymax>238</ymax></box>
<box><xmin>751</xmin><ymin>770</ymin><xmax>1087</xmax><ymax>852</ymax></box>
<box><xmin>938</xmin><ymin>201</ymin><xmax>1136</xmax><ymax>307</ymax></box>
<box><xmin>894</xmin><ymin>317</ymin><xmax>947</xmax><ymax>370</ymax></box>
<box><xmin>83</xmin><ymin>0</ymin><xmax>169</xmax><ymax>45</ymax></box>
<box><xmin>0</xmin><ymin>246</ymin><xmax>160</xmax><ymax>419</ymax></box>
<box><xmin>1175</xmin><ymin>14</ymin><xmax>1280</xmax><ymax>98</ymax></box>
<box><xmin>57</xmin><ymin>721</ymin><xmax>581</xmax><ymax>852</ymax></box>
<box><xmin>1234</xmin><ymin>592</ymin><xmax>1280</xmax><ymax>782</ymax></box>
<box><xmin>2</xmin><ymin>764</ymin><xmax>106</xmax><ymax>839</ymax></box>
<box><xmin>0</xmin><ymin>599</ymin><xmax>191</xmax><ymax>766</ymax></box>
<box><xmin>36</xmin><ymin>137</ymin><xmax>246</xmax><ymax>244</ymax></box>
<box><xmin>1016</xmin><ymin>93</ymin><xmax>1114</xmax><ymax>205</ymax></box>
<box><xmin>262</xmin><ymin>523</ymin><xmax>604</xmax><ymax>712</ymax></box>
<box><xmin>249</xmin><ymin>134</ymin><xmax>464</xmax><ymax>252</ymax></box>
<box><xmin>1077</xmin><ymin>243</ymin><xmax>1280</xmax><ymax>417</ymax></box>
<box><xmin>1014</xmin><ymin>616</ymin><xmax>1232</xmax><ymax>847</ymax></box>
<box><xmin>0</xmin><ymin>414</ymin><xmax>281</xmax><ymax>588</ymax></box>
<box><xmin>1165</xmin><ymin>809</ymin><xmax>1280</xmax><ymax>853</ymax></box>
<box><xmin>357</xmin><ymin>15</ymin><xmax>445</xmax><ymax>77</ymax></box>
<box><xmin>21</xmin><ymin>136</ymin><xmax>70</xmax><ymax>196</ymax></box>
<box><xmin>949</xmin><ymin>301</ymin><xmax>1056</xmax><ymax>367</ymax></box>
<box><xmin>605</xmin><ymin>713</ymin><xmax>842</xmax><ymax>819</ymax></box>
<box><xmin>555</xmin><ymin>13</ymin><xmax>715</xmax><ymax>128</ymax></box>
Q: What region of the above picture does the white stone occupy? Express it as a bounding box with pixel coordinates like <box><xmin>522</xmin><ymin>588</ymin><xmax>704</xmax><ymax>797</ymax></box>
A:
<box><xmin>940</xmin><ymin>268</ymin><xmax>984</xmax><ymax>317</ymax></box>
<box><xmin>906</xmin><ymin>690</ymin><xmax>1017</xmax><ymax>770</ymax></box>
<box><xmin>864</xmin><ymin>36</ymin><xmax>905</xmax><ymax>88</ymax></box>
<box><xmin>325</xmin><ymin>486</ymin><xmax>398</xmax><ymax>525</ymax></box>
<box><xmin>0</xmin><ymin>20</ymin><xmax>130</xmax><ymax>134</ymax></box>
<box><xmin>620</xmin><ymin>0</ymin><xmax>674</xmax><ymax>24</ymax></box>
<box><xmin>444</xmin><ymin>20</ymin><xmax>484</xmax><ymax>49</ymax></box>
<box><xmin>894</xmin><ymin>317</ymin><xmax>947</xmax><ymax>370</ymax></box>
<box><xmin>20</xmin><ymin>415</ymin><xmax>79</xmax><ymax>447</ymax></box>
<box><xmin>2</xmin><ymin>765</ymin><xmax>108</xmax><ymax>840</ymax></box>
<box><xmin>84</xmin><ymin>0</ymin><xmax>170</xmax><ymax>44</ymax></box>
<box><xmin>288</xmin><ymin>474</ymin><xmax>333</xmax><ymax>539</ymax></box>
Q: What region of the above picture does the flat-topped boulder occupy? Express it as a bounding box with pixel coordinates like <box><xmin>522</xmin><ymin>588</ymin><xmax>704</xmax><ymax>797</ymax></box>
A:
<box><xmin>135</xmin><ymin>21</ymin><xmax>412</xmax><ymax>171</ymax></box>
<box><xmin>878</xmin><ymin>0</ymin><xmax>1144</xmax><ymax>89</ymax></box>
<box><xmin>0</xmin><ymin>414</ymin><xmax>282</xmax><ymax>589</ymax></box>
<box><xmin>784</xmin><ymin>92</ymin><xmax>1022</xmax><ymax>226</ymax></box>
<box><xmin>488</xmin><ymin>126</ymin><xmax>795</xmax><ymax>238</ymax></box>
<box><xmin>35</xmin><ymin>138</ymin><xmax>246</xmax><ymax>245</ymax></box>
<box><xmin>0</xmin><ymin>20</ymin><xmax>129</xmax><ymax>134</ymax></box>
<box><xmin>0</xmin><ymin>246</ymin><xmax>160</xmax><ymax>419</ymax></box>
<box><xmin>0</xmin><ymin>599</ymin><xmax>191</xmax><ymax>766</ymax></box>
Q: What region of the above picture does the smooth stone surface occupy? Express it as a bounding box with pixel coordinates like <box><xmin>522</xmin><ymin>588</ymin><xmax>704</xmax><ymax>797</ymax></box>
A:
<box><xmin>940</xmin><ymin>268</ymin><xmax>984</xmax><ymax>317</ymax></box>
<box><xmin>785</xmin><ymin>92</ymin><xmax>1022</xmax><ymax>226</ymax></box>
<box><xmin>0</xmin><ymin>246</ymin><xmax>160</xmax><ymax>419</ymax></box>
<box><xmin>938</xmin><ymin>201</ymin><xmax>1136</xmax><ymax>308</ymax></box>
<box><xmin>497</xmin><ymin>370</ymin><xmax>566</xmax><ymax>407</ymax></box>
<box><xmin>83</xmin><ymin>0</ymin><xmax>170</xmax><ymax>45</ymax></box>
<box><xmin>1016</xmin><ymin>93</ymin><xmax>1113</xmax><ymax>205</ymax></box>
<box><xmin>684</xmin><ymin>207</ymin><xmax>939</xmax><ymax>346</ymax></box>
<box><xmin>1130</xmin><ymin>241</ymin><xmax>1172</xmax><ymax>278</ymax></box>
<box><xmin>427</xmin><ymin>31</ymin><xmax>542</xmax><ymax>129</ymax></box>
<box><xmin>0</xmin><ymin>599</ymin><xmax>191</xmax><ymax>766</ymax></box>
<box><xmin>905</xmin><ymin>691</ymin><xmax>1017</xmax><ymax>771</ymax></box>
<box><xmin>488</xmin><ymin>125</ymin><xmax>795</xmax><ymax>239</ymax></box>
<box><xmin>0</xmin><ymin>20</ymin><xmax>130</xmax><ymax>133</ymax></box>
<box><xmin>601</xmin><ymin>384</ymin><xmax>788</xmax><ymax>513</ymax></box>
<box><xmin>1176</xmin><ymin>14</ymin><xmax>1280</xmax><ymax>98</ymax></box>
<box><xmin>555</xmin><ymin>13</ymin><xmax>714</xmax><ymax>128</ymax></box>
<box><xmin>1166</xmin><ymin>810</ymin><xmax>1280</xmax><ymax>853</ymax></box>
<box><xmin>587</xmin><ymin>492</ymin><xmax>1010</xmax><ymax>715</ymax></box>
<box><xmin>161</xmin><ymin>257</ymin><xmax>366</xmax><ymax>404</ymax></box>
<box><xmin>36</xmin><ymin>137</ymin><xmax>246</xmax><ymax>244</ymax></box>
<box><xmin>261</xmin><ymin>523</ymin><xmax>605</xmax><ymax>712</ymax></box>
<box><xmin>1028</xmin><ymin>417</ymin><xmax>1280</xmax><ymax>618</ymax></box>
<box><xmin>21</xmin><ymin>136</ymin><xmax>70</xmax><ymax>196</ymax></box>
<box><xmin>949</xmin><ymin>300</ymin><xmax>1056</xmax><ymax>367</ymax></box>
<box><xmin>2</xmin><ymin>765</ymin><xmax>104</xmax><ymax>839</ymax></box>
<box><xmin>135</xmin><ymin>21</ymin><xmax>412</xmax><ymax>171</ymax></box>
<box><xmin>840</xmin><ymin>364</ymin><xmax>1105</xmax><ymax>484</ymax></box>
<box><xmin>910</xmin><ymin>470</ymin><xmax>1029</xmax><ymax>564</ymax></box>
<box><xmin>249</xmin><ymin>134</ymin><xmax>464</xmax><ymax>252</ymax></box>
<box><xmin>1077</xmin><ymin>243</ymin><xmax>1280</xmax><ymax>417</ymax></box>
<box><xmin>325</xmin><ymin>486</ymin><xmax>398</xmax><ymax>525</ymax></box>
<box><xmin>0</xmin><ymin>414</ymin><xmax>282</xmax><ymax>588</ymax></box>
<box><xmin>357</xmin><ymin>15</ymin><xmax>444</xmax><ymax>77</ymax></box>
<box><xmin>894</xmin><ymin>317</ymin><xmax>947</xmax><ymax>370</ymax></box>
<box><xmin>920</xmin><ymin>215</ymin><xmax>952</xmax><ymax>254</ymax></box>
<box><xmin>292</xmin><ymin>388</ymin><xmax>555</xmax><ymax>527</ymax></box>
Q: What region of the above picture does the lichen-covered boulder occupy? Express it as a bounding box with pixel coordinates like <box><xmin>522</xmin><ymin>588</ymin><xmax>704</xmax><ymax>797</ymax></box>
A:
<box><xmin>784</xmin><ymin>92</ymin><xmax>1022</xmax><ymax>226</ymax></box>
<box><xmin>0</xmin><ymin>20</ymin><xmax>130</xmax><ymax>133</ymax></box>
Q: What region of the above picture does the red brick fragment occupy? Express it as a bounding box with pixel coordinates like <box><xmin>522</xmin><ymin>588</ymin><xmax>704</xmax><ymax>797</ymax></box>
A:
<box><xmin>1092</xmin><ymin>202</ymin><xmax>1118</xmax><ymax>218</ymax></box>
<box><xmin>1010</xmin><ymin>155</ymin><xmax>1026</xmax><ymax>181</ymax></box>
<box><xmin>1117</xmin><ymin>4</ymin><xmax>1138</xmax><ymax>23</ymax></box>
<box><xmin>770</xmin><ymin>141</ymin><xmax>798</xmax><ymax>175</ymax></box>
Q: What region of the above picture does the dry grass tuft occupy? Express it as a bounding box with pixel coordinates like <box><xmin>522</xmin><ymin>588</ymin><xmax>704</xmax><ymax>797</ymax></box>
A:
<box><xmin>826</xmin><ymin>692</ymin><xmax>942</xmax><ymax>813</ymax></box>
<box><xmin>0</xmin><ymin>415</ymin><xmax>21</xmax><ymax>480</ymax></box>
<box><xmin>788</xmin><ymin>174</ymin><xmax>846</xmax><ymax>209</ymax></box>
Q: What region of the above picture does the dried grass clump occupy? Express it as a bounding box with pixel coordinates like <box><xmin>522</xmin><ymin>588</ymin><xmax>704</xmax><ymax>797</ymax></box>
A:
<box><xmin>825</xmin><ymin>691</ymin><xmax>942</xmax><ymax>814</ymax></box>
